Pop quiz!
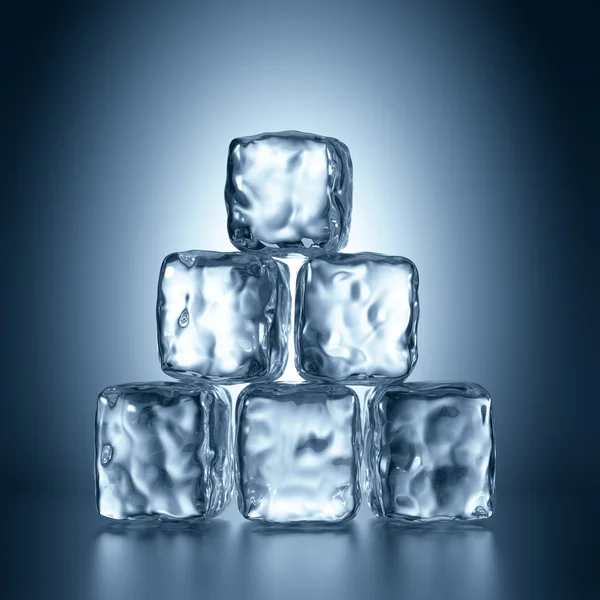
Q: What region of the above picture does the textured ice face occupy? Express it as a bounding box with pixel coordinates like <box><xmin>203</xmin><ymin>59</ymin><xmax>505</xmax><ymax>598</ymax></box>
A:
<box><xmin>295</xmin><ymin>253</ymin><xmax>419</xmax><ymax>383</ymax></box>
<box><xmin>225</xmin><ymin>131</ymin><xmax>352</xmax><ymax>256</ymax></box>
<box><xmin>95</xmin><ymin>382</ymin><xmax>233</xmax><ymax>521</ymax></box>
<box><xmin>157</xmin><ymin>251</ymin><xmax>290</xmax><ymax>382</ymax></box>
<box><xmin>236</xmin><ymin>383</ymin><xmax>362</xmax><ymax>524</ymax></box>
<box><xmin>366</xmin><ymin>382</ymin><xmax>495</xmax><ymax>521</ymax></box>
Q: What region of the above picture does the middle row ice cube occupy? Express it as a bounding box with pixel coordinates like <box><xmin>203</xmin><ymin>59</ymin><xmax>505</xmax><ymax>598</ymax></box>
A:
<box><xmin>157</xmin><ymin>251</ymin><xmax>291</xmax><ymax>383</ymax></box>
<box><xmin>157</xmin><ymin>250</ymin><xmax>419</xmax><ymax>383</ymax></box>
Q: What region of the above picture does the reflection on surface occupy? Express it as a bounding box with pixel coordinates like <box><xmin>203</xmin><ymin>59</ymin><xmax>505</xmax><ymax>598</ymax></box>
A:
<box><xmin>91</xmin><ymin>520</ymin><xmax>234</xmax><ymax>599</ymax></box>
<box><xmin>7</xmin><ymin>493</ymin><xmax>596</xmax><ymax>600</ymax></box>
<box><xmin>88</xmin><ymin>511</ymin><xmax>500</xmax><ymax>600</ymax></box>
<box><xmin>236</xmin><ymin>521</ymin><xmax>363</xmax><ymax>600</ymax></box>
<box><xmin>367</xmin><ymin>521</ymin><xmax>501</xmax><ymax>600</ymax></box>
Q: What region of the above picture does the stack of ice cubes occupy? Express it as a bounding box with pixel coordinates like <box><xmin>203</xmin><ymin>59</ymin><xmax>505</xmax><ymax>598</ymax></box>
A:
<box><xmin>96</xmin><ymin>131</ymin><xmax>496</xmax><ymax>524</ymax></box>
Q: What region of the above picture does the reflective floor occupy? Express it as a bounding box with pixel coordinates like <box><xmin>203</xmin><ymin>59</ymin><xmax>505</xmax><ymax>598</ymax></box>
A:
<box><xmin>3</xmin><ymin>493</ymin><xmax>597</xmax><ymax>599</ymax></box>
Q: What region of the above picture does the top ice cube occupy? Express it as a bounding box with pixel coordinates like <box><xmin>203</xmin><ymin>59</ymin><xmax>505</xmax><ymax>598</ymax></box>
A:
<box><xmin>225</xmin><ymin>131</ymin><xmax>353</xmax><ymax>256</ymax></box>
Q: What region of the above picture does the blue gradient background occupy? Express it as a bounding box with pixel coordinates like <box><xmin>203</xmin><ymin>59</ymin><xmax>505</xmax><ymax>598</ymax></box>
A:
<box><xmin>2</xmin><ymin>1</ymin><xmax>598</xmax><ymax>598</ymax></box>
<box><xmin>4</xmin><ymin>0</ymin><xmax>595</xmax><ymax>493</ymax></box>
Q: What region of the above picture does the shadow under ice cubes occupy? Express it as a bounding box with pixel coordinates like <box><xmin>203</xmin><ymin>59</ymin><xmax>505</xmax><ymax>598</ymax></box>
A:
<box><xmin>236</xmin><ymin>383</ymin><xmax>362</xmax><ymax>524</ymax></box>
<box><xmin>95</xmin><ymin>382</ymin><xmax>233</xmax><ymax>521</ymax></box>
<box><xmin>225</xmin><ymin>131</ymin><xmax>353</xmax><ymax>256</ymax></box>
<box><xmin>157</xmin><ymin>250</ymin><xmax>290</xmax><ymax>383</ymax></box>
<box><xmin>365</xmin><ymin>382</ymin><xmax>495</xmax><ymax>521</ymax></box>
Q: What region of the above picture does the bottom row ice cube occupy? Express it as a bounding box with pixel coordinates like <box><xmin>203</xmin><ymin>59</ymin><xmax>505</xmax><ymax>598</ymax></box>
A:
<box><xmin>365</xmin><ymin>382</ymin><xmax>495</xmax><ymax>521</ymax></box>
<box><xmin>235</xmin><ymin>383</ymin><xmax>362</xmax><ymax>523</ymax></box>
<box><xmin>95</xmin><ymin>382</ymin><xmax>233</xmax><ymax>521</ymax></box>
<box><xmin>95</xmin><ymin>381</ymin><xmax>495</xmax><ymax>523</ymax></box>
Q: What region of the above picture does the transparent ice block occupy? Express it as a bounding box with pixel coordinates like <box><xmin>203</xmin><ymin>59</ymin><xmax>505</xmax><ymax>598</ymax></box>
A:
<box><xmin>157</xmin><ymin>250</ymin><xmax>290</xmax><ymax>383</ymax></box>
<box><xmin>365</xmin><ymin>382</ymin><xmax>495</xmax><ymax>521</ymax></box>
<box><xmin>295</xmin><ymin>252</ymin><xmax>419</xmax><ymax>383</ymax></box>
<box><xmin>95</xmin><ymin>381</ymin><xmax>233</xmax><ymax>521</ymax></box>
<box><xmin>225</xmin><ymin>131</ymin><xmax>352</xmax><ymax>256</ymax></box>
<box><xmin>236</xmin><ymin>382</ymin><xmax>362</xmax><ymax>524</ymax></box>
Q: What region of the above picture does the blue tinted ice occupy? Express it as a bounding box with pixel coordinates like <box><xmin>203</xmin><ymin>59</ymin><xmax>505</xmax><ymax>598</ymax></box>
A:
<box><xmin>295</xmin><ymin>253</ymin><xmax>419</xmax><ymax>383</ymax></box>
<box><xmin>95</xmin><ymin>382</ymin><xmax>233</xmax><ymax>521</ymax></box>
<box><xmin>366</xmin><ymin>382</ymin><xmax>495</xmax><ymax>521</ymax></box>
<box><xmin>157</xmin><ymin>251</ymin><xmax>290</xmax><ymax>383</ymax></box>
<box><xmin>236</xmin><ymin>383</ymin><xmax>362</xmax><ymax>524</ymax></box>
<box><xmin>225</xmin><ymin>131</ymin><xmax>352</xmax><ymax>256</ymax></box>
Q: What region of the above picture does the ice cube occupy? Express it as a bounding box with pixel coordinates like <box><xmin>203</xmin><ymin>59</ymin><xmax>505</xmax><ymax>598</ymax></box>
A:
<box><xmin>157</xmin><ymin>251</ymin><xmax>290</xmax><ymax>383</ymax></box>
<box><xmin>225</xmin><ymin>131</ymin><xmax>352</xmax><ymax>256</ymax></box>
<box><xmin>295</xmin><ymin>252</ymin><xmax>419</xmax><ymax>383</ymax></box>
<box><xmin>236</xmin><ymin>382</ymin><xmax>362</xmax><ymax>524</ymax></box>
<box><xmin>365</xmin><ymin>382</ymin><xmax>495</xmax><ymax>521</ymax></box>
<box><xmin>95</xmin><ymin>381</ymin><xmax>233</xmax><ymax>521</ymax></box>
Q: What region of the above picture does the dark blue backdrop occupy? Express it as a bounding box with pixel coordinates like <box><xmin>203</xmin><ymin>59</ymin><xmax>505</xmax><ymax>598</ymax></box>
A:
<box><xmin>1</xmin><ymin>2</ymin><xmax>598</xmax><ymax>598</ymax></box>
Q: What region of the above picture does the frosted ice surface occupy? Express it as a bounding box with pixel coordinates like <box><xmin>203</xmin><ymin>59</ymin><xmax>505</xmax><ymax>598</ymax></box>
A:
<box><xmin>295</xmin><ymin>252</ymin><xmax>419</xmax><ymax>383</ymax></box>
<box><xmin>236</xmin><ymin>383</ymin><xmax>362</xmax><ymax>524</ymax></box>
<box><xmin>95</xmin><ymin>382</ymin><xmax>233</xmax><ymax>521</ymax></box>
<box><xmin>157</xmin><ymin>251</ymin><xmax>290</xmax><ymax>383</ymax></box>
<box><xmin>225</xmin><ymin>131</ymin><xmax>352</xmax><ymax>256</ymax></box>
<box><xmin>365</xmin><ymin>382</ymin><xmax>495</xmax><ymax>521</ymax></box>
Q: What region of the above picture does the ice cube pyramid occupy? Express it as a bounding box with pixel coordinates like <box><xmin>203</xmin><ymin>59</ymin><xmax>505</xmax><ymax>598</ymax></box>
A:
<box><xmin>95</xmin><ymin>130</ymin><xmax>495</xmax><ymax>524</ymax></box>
